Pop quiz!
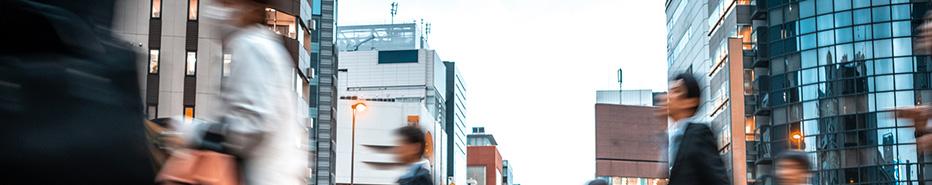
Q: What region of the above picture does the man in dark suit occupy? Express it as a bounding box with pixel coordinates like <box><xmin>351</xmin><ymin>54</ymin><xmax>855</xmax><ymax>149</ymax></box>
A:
<box><xmin>657</xmin><ymin>74</ymin><xmax>730</xmax><ymax>185</ymax></box>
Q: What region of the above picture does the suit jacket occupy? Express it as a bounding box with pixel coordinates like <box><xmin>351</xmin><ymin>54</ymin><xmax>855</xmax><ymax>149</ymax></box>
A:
<box><xmin>397</xmin><ymin>163</ymin><xmax>433</xmax><ymax>185</ymax></box>
<box><xmin>668</xmin><ymin>123</ymin><xmax>730</xmax><ymax>185</ymax></box>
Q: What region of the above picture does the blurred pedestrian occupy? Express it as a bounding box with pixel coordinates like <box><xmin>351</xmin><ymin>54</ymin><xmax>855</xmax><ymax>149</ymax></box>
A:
<box><xmin>0</xmin><ymin>0</ymin><xmax>157</xmax><ymax>183</ymax></box>
<box><xmin>394</xmin><ymin>126</ymin><xmax>434</xmax><ymax>185</ymax></box>
<box><xmin>171</xmin><ymin>0</ymin><xmax>307</xmax><ymax>184</ymax></box>
<box><xmin>586</xmin><ymin>179</ymin><xmax>608</xmax><ymax>185</ymax></box>
<box><xmin>655</xmin><ymin>74</ymin><xmax>729</xmax><ymax>185</ymax></box>
<box><xmin>775</xmin><ymin>151</ymin><xmax>812</xmax><ymax>185</ymax></box>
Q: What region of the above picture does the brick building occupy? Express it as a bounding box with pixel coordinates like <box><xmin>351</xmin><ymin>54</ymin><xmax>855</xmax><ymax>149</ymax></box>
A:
<box><xmin>595</xmin><ymin>104</ymin><xmax>668</xmax><ymax>185</ymax></box>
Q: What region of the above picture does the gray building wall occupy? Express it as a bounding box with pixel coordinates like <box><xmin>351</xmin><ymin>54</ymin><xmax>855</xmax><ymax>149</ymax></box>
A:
<box><xmin>312</xmin><ymin>0</ymin><xmax>340</xmax><ymax>184</ymax></box>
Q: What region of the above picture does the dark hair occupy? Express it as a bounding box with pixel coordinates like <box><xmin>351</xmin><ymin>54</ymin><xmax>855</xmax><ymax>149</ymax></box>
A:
<box><xmin>587</xmin><ymin>179</ymin><xmax>608</xmax><ymax>185</ymax></box>
<box><xmin>395</xmin><ymin>125</ymin><xmax>426</xmax><ymax>157</ymax></box>
<box><xmin>673</xmin><ymin>73</ymin><xmax>701</xmax><ymax>112</ymax></box>
<box><xmin>776</xmin><ymin>151</ymin><xmax>812</xmax><ymax>171</ymax></box>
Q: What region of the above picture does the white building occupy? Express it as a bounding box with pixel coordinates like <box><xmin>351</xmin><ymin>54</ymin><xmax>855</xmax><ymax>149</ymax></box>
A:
<box><xmin>335</xmin><ymin>49</ymin><xmax>453</xmax><ymax>185</ymax></box>
<box><xmin>595</xmin><ymin>89</ymin><xmax>661</xmax><ymax>106</ymax></box>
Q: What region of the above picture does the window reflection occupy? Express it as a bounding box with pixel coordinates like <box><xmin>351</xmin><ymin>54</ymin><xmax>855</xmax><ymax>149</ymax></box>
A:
<box><xmin>151</xmin><ymin>0</ymin><xmax>161</xmax><ymax>18</ymax></box>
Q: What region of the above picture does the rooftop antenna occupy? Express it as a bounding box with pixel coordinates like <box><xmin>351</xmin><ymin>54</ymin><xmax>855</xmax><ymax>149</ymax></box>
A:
<box><xmin>390</xmin><ymin>2</ymin><xmax>398</xmax><ymax>25</ymax></box>
<box><xmin>617</xmin><ymin>68</ymin><xmax>623</xmax><ymax>104</ymax></box>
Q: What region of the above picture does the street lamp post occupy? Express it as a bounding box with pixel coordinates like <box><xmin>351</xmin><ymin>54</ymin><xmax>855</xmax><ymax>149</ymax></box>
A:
<box><xmin>350</xmin><ymin>102</ymin><xmax>367</xmax><ymax>185</ymax></box>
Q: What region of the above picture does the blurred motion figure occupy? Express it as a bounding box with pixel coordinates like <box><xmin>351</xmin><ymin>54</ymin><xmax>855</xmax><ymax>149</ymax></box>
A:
<box><xmin>656</xmin><ymin>74</ymin><xmax>729</xmax><ymax>185</ymax></box>
<box><xmin>172</xmin><ymin>0</ymin><xmax>308</xmax><ymax>184</ymax></box>
<box><xmin>0</xmin><ymin>0</ymin><xmax>157</xmax><ymax>183</ymax></box>
<box><xmin>775</xmin><ymin>151</ymin><xmax>812</xmax><ymax>185</ymax></box>
<box><xmin>394</xmin><ymin>126</ymin><xmax>434</xmax><ymax>185</ymax></box>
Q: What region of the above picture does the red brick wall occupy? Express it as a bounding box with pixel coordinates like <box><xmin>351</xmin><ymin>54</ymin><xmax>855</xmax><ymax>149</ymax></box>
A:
<box><xmin>595</xmin><ymin>104</ymin><xmax>668</xmax><ymax>178</ymax></box>
<box><xmin>468</xmin><ymin>146</ymin><xmax>502</xmax><ymax>185</ymax></box>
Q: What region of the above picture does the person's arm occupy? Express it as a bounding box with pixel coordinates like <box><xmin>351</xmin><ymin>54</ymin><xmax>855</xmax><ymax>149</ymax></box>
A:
<box><xmin>187</xmin><ymin>44</ymin><xmax>278</xmax><ymax>155</ymax></box>
<box><xmin>685</xmin><ymin>124</ymin><xmax>730</xmax><ymax>185</ymax></box>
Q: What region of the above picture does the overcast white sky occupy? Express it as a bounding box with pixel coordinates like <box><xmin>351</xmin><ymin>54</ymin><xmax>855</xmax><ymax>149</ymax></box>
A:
<box><xmin>339</xmin><ymin>0</ymin><xmax>668</xmax><ymax>184</ymax></box>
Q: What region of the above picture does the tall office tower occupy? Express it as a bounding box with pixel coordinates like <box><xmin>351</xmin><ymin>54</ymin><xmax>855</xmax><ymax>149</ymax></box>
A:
<box><xmin>754</xmin><ymin>0</ymin><xmax>931</xmax><ymax>184</ymax></box>
<box><xmin>668</xmin><ymin>0</ymin><xmax>932</xmax><ymax>184</ymax></box>
<box><xmin>666</xmin><ymin>0</ymin><xmax>757</xmax><ymax>184</ymax></box>
<box><xmin>445</xmin><ymin>61</ymin><xmax>470</xmax><ymax>185</ymax></box>
<box><xmin>310</xmin><ymin>0</ymin><xmax>340</xmax><ymax>184</ymax></box>
<box><xmin>113</xmin><ymin>0</ymin><xmax>316</xmax><ymax>182</ymax></box>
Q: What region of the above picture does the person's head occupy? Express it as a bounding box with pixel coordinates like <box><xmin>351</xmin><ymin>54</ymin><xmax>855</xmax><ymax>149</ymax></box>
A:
<box><xmin>776</xmin><ymin>151</ymin><xmax>812</xmax><ymax>185</ymax></box>
<box><xmin>394</xmin><ymin>125</ymin><xmax>426</xmax><ymax>164</ymax></box>
<box><xmin>209</xmin><ymin>0</ymin><xmax>267</xmax><ymax>27</ymax></box>
<box><xmin>586</xmin><ymin>179</ymin><xmax>608</xmax><ymax>185</ymax></box>
<box><xmin>657</xmin><ymin>73</ymin><xmax>701</xmax><ymax>121</ymax></box>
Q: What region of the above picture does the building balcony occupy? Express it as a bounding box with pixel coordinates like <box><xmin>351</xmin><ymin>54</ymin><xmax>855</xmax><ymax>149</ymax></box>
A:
<box><xmin>750</xmin><ymin>0</ymin><xmax>766</xmax><ymax>20</ymax></box>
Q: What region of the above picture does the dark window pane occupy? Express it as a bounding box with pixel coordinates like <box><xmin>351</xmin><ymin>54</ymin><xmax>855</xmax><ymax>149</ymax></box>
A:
<box><xmin>800</xmin><ymin>33</ymin><xmax>817</xmax><ymax>50</ymax></box>
<box><xmin>855</xmin><ymin>41</ymin><xmax>874</xmax><ymax>60</ymax></box>
<box><xmin>854</xmin><ymin>8</ymin><xmax>872</xmax><ymax>25</ymax></box>
<box><xmin>874</xmin><ymin>39</ymin><xmax>893</xmax><ymax>58</ymax></box>
<box><xmin>873</xmin><ymin>22</ymin><xmax>892</xmax><ymax>39</ymax></box>
<box><xmin>819</xmin><ymin>30</ymin><xmax>836</xmax><ymax>47</ymax></box>
<box><xmin>873</xmin><ymin>6</ymin><xmax>891</xmax><ymax>22</ymax></box>
<box><xmin>817</xmin><ymin>0</ymin><xmax>833</xmax><ymax>15</ymax></box>
<box><xmin>835</xmin><ymin>0</ymin><xmax>852</xmax><ymax>11</ymax></box>
<box><xmin>800</xmin><ymin>18</ymin><xmax>816</xmax><ymax>34</ymax></box>
<box><xmin>800</xmin><ymin>0</ymin><xmax>816</xmax><ymax>18</ymax></box>
<box><xmin>835</xmin><ymin>27</ymin><xmax>852</xmax><ymax>43</ymax></box>
<box><xmin>892</xmin><ymin>4</ymin><xmax>910</xmax><ymax>20</ymax></box>
<box><xmin>854</xmin><ymin>25</ymin><xmax>873</xmax><ymax>42</ymax></box>
<box><xmin>802</xmin><ymin>49</ymin><xmax>818</xmax><ymax>68</ymax></box>
<box><xmin>835</xmin><ymin>11</ymin><xmax>852</xmax><ymax>28</ymax></box>
<box><xmin>892</xmin><ymin>21</ymin><xmax>912</xmax><ymax>37</ymax></box>
<box><xmin>818</xmin><ymin>14</ymin><xmax>835</xmax><ymax>31</ymax></box>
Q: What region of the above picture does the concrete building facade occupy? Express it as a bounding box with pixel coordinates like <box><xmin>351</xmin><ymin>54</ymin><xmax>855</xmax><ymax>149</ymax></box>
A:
<box><xmin>335</xmin><ymin>48</ymin><xmax>450</xmax><ymax>185</ymax></box>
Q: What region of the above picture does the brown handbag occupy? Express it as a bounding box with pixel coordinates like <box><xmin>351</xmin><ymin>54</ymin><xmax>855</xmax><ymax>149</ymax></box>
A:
<box><xmin>156</xmin><ymin>149</ymin><xmax>240</xmax><ymax>185</ymax></box>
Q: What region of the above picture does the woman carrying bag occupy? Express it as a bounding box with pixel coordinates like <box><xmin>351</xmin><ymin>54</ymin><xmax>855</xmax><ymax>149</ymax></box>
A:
<box><xmin>157</xmin><ymin>0</ymin><xmax>308</xmax><ymax>184</ymax></box>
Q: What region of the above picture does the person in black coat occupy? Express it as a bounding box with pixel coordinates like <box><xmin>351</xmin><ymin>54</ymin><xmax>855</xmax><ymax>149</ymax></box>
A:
<box><xmin>394</xmin><ymin>126</ymin><xmax>434</xmax><ymax>185</ymax></box>
<box><xmin>656</xmin><ymin>74</ymin><xmax>730</xmax><ymax>185</ymax></box>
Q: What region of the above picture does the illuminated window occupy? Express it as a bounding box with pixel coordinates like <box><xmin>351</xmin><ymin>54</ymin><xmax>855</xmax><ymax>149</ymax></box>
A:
<box><xmin>149</xmin><ymin>49</ymin><xmax>159</xmax><ymax>74</ymax></box>
<box><xmin>222</xmin><ymin>53</ymin><xmax>232</xmax><ymax>77</ymax></box>
<box><xmin>265</xmin><ymin>8</ymin><xmax>296</xmax><ymax>39</ymax></box>
<box><xmin>184</xmin><ymin>106</ymin><xmax>195</xmax><ymax>124</ymax></box>
<box><xmin>147</xmin><ymin>105</ymin><xmax>158</xmax><ymax>120</ymax></box>
<box><xmin>188</xmin><ymin>0</ymin><xmax>198</xmax><ymax>20</ymax></box>
<box><xmin>186</xmin><ymin>51</ymin><xmax>197</xmax><ymax>76</ymax></box>
<box><xmin>151</xmin><ymin>0</ymin><xmax>161</xmax><ymax>18</ymax></box>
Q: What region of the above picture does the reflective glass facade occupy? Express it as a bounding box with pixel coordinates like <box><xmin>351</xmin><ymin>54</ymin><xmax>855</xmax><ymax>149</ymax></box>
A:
<box><xmin>758</xmin><ymin>0</ymin><xmax>931</xmax><ymax>184</ymax></box>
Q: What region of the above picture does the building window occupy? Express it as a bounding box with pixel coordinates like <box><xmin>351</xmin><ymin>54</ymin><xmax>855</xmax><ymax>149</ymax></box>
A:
<box><xmin>265</xmin><ymin>8</ymin><xmax>296</xmax><ymax>39</ymax></box>
<box><xmin>149</xmin><ymin>49</ymin><xmax>160</xmax><ymax>74</ymax></box>
<box><xmin>151</xmin><ymin>0</ymin><xmax>161</xmax><ymax>18</ymax></box>
<box><xmin>147</xmin><ymin>105</ymin><xmax>158</xmax><ymax>120</ymax></box>
<box><xmin>222</xmin><ymin>53</ymin><xmax>232</xmax><ymax>77</ymax></box>
<box><xmin>188</xmin><ymin>0</ymin><xmax>198</xmax><ymax>20</ymax></box>
<box><xmin>186</xmin><ymin>51</ymin><xmax>197</xmax><ymax>76</ymax></box>
<box><xmin>184</xmin><ymin>106</ymin><xmax>195</xmax><ymax>124</ymax></box>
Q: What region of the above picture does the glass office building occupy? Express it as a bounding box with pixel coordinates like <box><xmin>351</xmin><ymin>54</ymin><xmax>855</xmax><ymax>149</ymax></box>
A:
<box><xmin>755</xmin><ymin>0</ymin><xmax>932</xmax><ymax>184</ymax></box>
